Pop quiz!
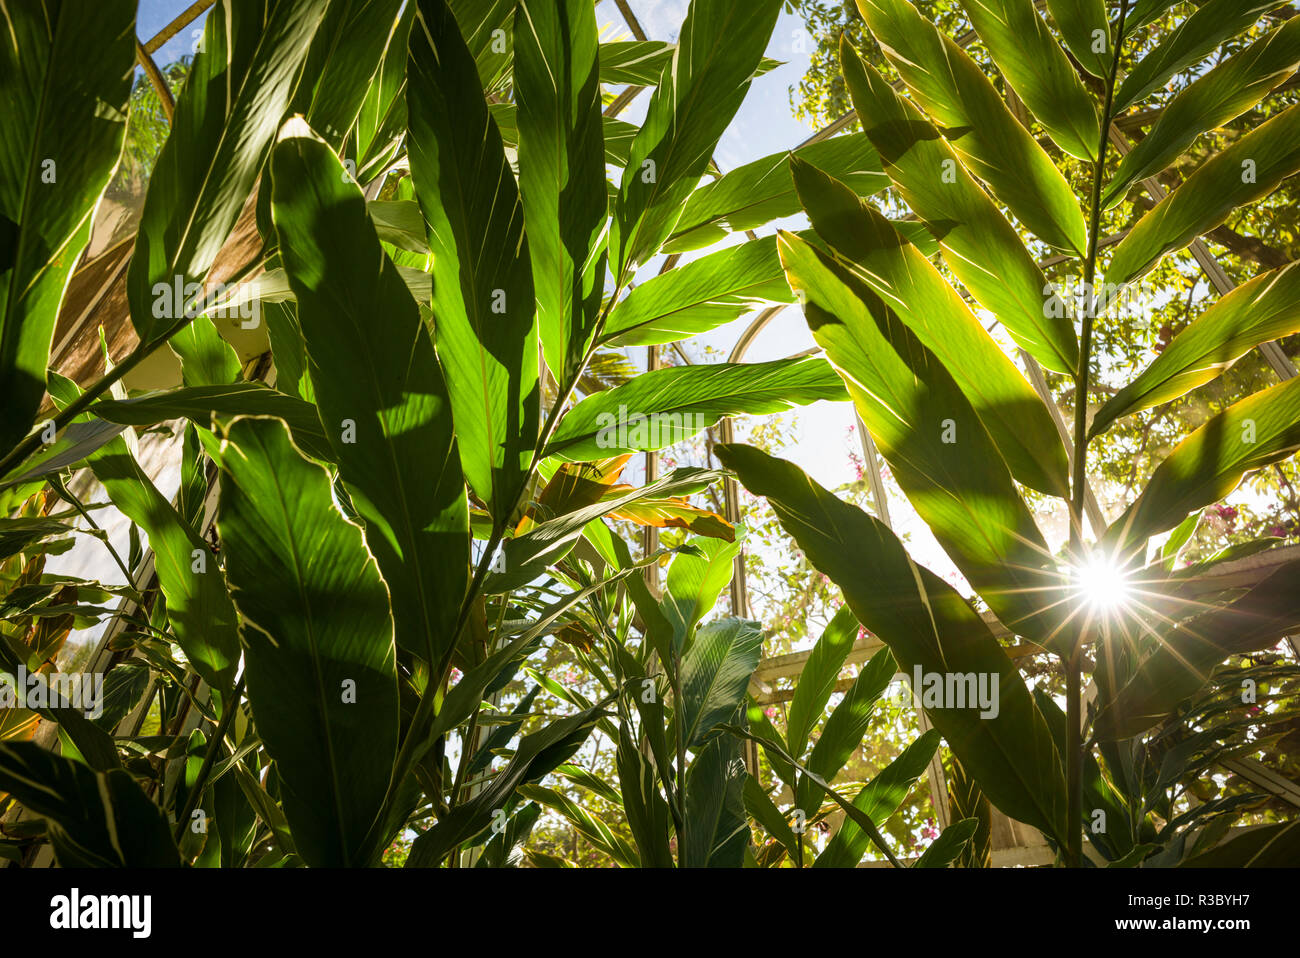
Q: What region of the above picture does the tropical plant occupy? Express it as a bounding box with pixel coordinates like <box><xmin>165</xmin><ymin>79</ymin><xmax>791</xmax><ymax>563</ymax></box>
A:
<box><xmin>719</xmin><ymin>0</ymin><xmax>1300</xmax><ymax>867</ymax></box>
<box><xmin>0</xmin><ymin>0</ymin><xmax>922</xmax><ymax>868</ymax></box>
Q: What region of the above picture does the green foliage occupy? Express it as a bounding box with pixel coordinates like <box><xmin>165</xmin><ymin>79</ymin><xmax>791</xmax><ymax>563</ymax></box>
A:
<box><xmin>2</xmin><ymin>0</ymin><xmax>1297</xmax><ymax>873</ymax></box>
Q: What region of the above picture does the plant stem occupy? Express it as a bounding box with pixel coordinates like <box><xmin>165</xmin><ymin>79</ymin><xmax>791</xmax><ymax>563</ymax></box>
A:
<box><xmin>1067</xmin><ymin>0</ymin><xmax>1130</xmax><ymax>869</ymax></box>
<box><xmin>173</xmin><ymin>674</ymin><xmax>245</xmax><ymax>846</ymax></box>
<box><xmin>671</xmin><ymin>651</ymin><xmax>687</xmax><ymax>868</ymax></box>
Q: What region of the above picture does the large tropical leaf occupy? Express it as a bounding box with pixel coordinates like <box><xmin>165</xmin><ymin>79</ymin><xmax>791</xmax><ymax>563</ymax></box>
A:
<box><xmin>1103</xmin><ymin>17</ymin><xmax>1300</xmax><ymax>209</ymax></box>
<box><xmin>547</xmin><ymin>357</ymin><xmax>849</xmax><ymax>461</ymax></box>
<box><xmin>0</xmin><ymin>743</ymin><xmax>178</xmax><ymax>867</ymax></box>
<box><xmin>610</xmin><ymin>0</ymin><xmax>783</xmax><ymax>275</ymax></box>
<box><xmin>215</xmin><ymin>416</ymin><xmax>399</xmax><ymax>868</ymax></box>
<box><xmin>682</xmin><ymin>732</ymin><xmax>750</xmax><ymax>867</ymax></box>
<box><xmin>785</xmin><ymin>605</ymin><xmax>860</xmax><ymax>758</ymax></box>
<box><xmin>790</xmin><ymin>154</ymin><xmax>1070</xmax><ymax>500</ymax></box>
<box><xmin>1105</xmin><ymin>103</ymin><xmax>1300</xmax><ymax>290</ymax></box>
<box><xmin>662</xmin><ymin>134</ymin><xmax>887</xmax><ymax>254</ymax></box>
<box><xmin>839</xmin><ymin>40</ymin><xmax>1078</xmax><ymax>375</ymax></box>
<box><xmin>777</xmin><ymin>232</ymin><xmax>1063</xmax><ymax>646</ymax></box>
<box><xmin>716</xmin><ymin>443</ymin><xmax>1069</xmax><ymax>845</ymax></box>
<box><xmin>407</xmin><ymin>0</ymin><xmax>538</xmax><ymax>525</ymax></box>
<box><xmin>271</xmin><ymin>124</ymin><xmax>468</xmax><ymax>666</ymax></box>
<box><xmin>679</xmin><ymin>617</ymin><xmax>763</xmax><ymax>749</ymax></box>
<box><xmin>126</xmin><ymin>0</ymin><xmax>329</xmax><ymax>345</ymax></box>
<box><xmin>48</xmin><ymin>374</ymin><xmax>241</xmax><ymax>694</ymax></box>
<box><xmin>601</xmin><ymin>235</ymin><xmax>793</xmax><ymax>348</ymax></box>
<box><xmin>665</xmin><ymin>538</ymin><xmax>746</xmax><ymax>655</ymax></box>
<box><xmin>0</xmin><ymin>0</ymin><xmax>134</xmax><ymax>458</ymax></box>
<box><xmin>1090</xmin><ymin>261</ymin><xmax>1300</xmax><ymax>437</ymax></box>
<box><xmin>958</xmin><ymin>0</ymin><xmax>1100</xmax><ymax>161</ymax></box>
<box><xmin>356</xmin><ymin>1</ymin><xmax>415</xmax><ymax>181</ymax></box>
<box><xmin>406</xmin><ymin>704</ymin><xmax>606</xmax><ymax>866</ymax></box>
<box><xmin>1094</xmin><ymin>559</ymin><xmax>1300</xmax><ymax>741</ymax></box>
<box><xmin>1105</xmin><ymin>376</ymin><xmax>1300</xmax><ymax>554</ymax></box>
<box><xmin>92</xmin><ymin>383</ymin><xmax>329</xmax><ymax>462</ymax></box>
<box><xmin>813</xmin><ymin>728</ymin><xmax>940</xmax><ymax>868</ymax></box>
<box><xmin>1113</xmin><ymin>0</ymin><xmax>1289</xmax><ymax>113</ymax></box>
<box><xmin>1045</xmin><ymin>0</ymin><xmax>1111</xmax><ymax>77</ymax></box>
<box><xmin>796</xmin><ymin>646</ymin><xmax>897</xmax><ymax>816</ymax></box>
<box><xmin>855</xmin><ymin>0</ymin><xmax>1087</xmax><ymax>254</ymax></box>
<box><xmin>293</xmin><ymin>0</ymin><xmax>405</xmax><ymax>150</ymax></box>
<box><xmin>515</xmin><ymin>0</ymin><xmax>607</xmax><ymax>384</ymax></box>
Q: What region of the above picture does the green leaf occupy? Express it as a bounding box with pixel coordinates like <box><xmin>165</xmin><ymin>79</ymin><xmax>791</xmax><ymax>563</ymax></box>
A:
<box><xmin>407</xmin><ymin>704</ymin><xmax>606</xmax><ymax>866</ymax></box>
<box><xmin>1113</xmin><ymin>0</ymin><xmax>1289</xmax><ymax>113</ymax></box>
<box><xmin>599</xmin><ymin>40</ymin><xmax>676</xmax><ymax>84</ymax></box>
<box><xmin>215</xmin><ymin>416</ymin><xmax>399</xmax><ymax>867</ymax></box>
<box><xmin>814</xmin><ymin>728</ymin><xmax>940</xmax><ymax>868</ymax></box>
<box><xmin>615</xmin><ymin>719</ymin><xmax>675</xmax><ymax>867</ymax></box>
<box><xmin>598</xmin><ymin>40</ymin><xmax>781</xmax><ymax>87</ymax></box>
<box><xmin>368</xmin><ymin>200</ymin><xmax>429</xmax><ymax>254</ymax></box>
<box><xmin>913</xmin><ymin>817</ymin><xmax>981</xmax><ymax>868</ymax></box>
<box><xmin>515</xmin><ymin>0</ymin><xmax>607</xmax><ymax>384</ymax></box>
<box><xmin>92</xmin><ymin>383</ymin><xmax>330</xmax><ymax>463</ymax></box>
<box><xmin>126</xmin><ymin>0</ymin><xmax>329</xmax><ymax>345</ymax></box>
<box><xmin>680</xmin><ymin>617</ymin><xmax>763</xmax><ymax>748</ymax></box>
<box><xmin>488</xmin><ymin>468</ymin><xmax>726</xmax><ymax>593</ymax></box>
<box><xmin>791</xmin><ymin>156</ymin><xmax>1069</xmax><ymax>498</ymax></box>
<box><xmin>777</xmin><ymin>232</ymin><xmax>1063</xmax><ymax>645</ymax></box>
<box><xmin>0</xmin><ymin>743</ymin><xmax>178</xmax><ymax>867</ymax></box>
<box><xmin>839</xmin><ymin>42</ymin><xmax>1078</xmax><ymax>375</ymax></box>
<box><xmin>856</xmin><ymin>0</ymin><xmax>1087</xmax><ymax>254</ymax></box>
<box><xmin>48</xmin><ymin>374</ymin><xmax>241</xmax><ymax>693</ymax></box>
<box><xmin>547</xmin><ymin>357</ymin><xmax>849</xmax><ymax>462</ymax></box>
<box><xmin>517</xmin><ymin>783</ymin><xmax>640</xmax><ymax>866</ymax></box>
<box><xmin>743</xmin><ymin>774</ymin><xmax>800</xmax><ymax>856</ymax></box>
<box><xmin>1091</xmin><ymin>261</ymin><xmax>1300</xmax><ymax>437</ymax></box>
<box><xmin>1105</xmin><ymin>376</ymin><xmax>1300</xmax><ymax>555</ymax></box>
<box><xmin>602</xmin><ymin>236</ymin><xmax>794</xmax><ymax>348</ymax></box>
<box><xmin>958</xmin><ymin>0</ymin><xmax>1100</xmax><ymax>161</ymax></box>
<box><xmin>716</xmin><ymin>444</ymin><xmax>1069</xmax><ymax>845</ymax></box>
<box><xmin>802</xmin><ymin>647</ymin><xmax>897</xmax><ymax>795</ymax></box>
<box><xmin>785</xmin><ymin>605</ymin><xmax>859</xmax><ymax>758</ymax></box>
<box><xmin>1104</xmin><ymin>17</ymin><xmax>1300</xmax><ymax>209</ymax></box>
<box><xmin>271</xmin><ymin>125</ymin><xmax>468</xmax><ymax>666</ymax></box>
<box><xmin>1045</xmin><ymin>0</ymin><xmax>1112</xmax><ymax>77</ymax></box>
<box><xmin>1121</xmin><ymin>0</ymin><xmax>1183</xmax><ymax>38</ymax></box>
<box><xmin>292</xmin><ymin>0</ymin><xmax>405</xmax><ymax>151</ymax></box>
<box><xmin>356</xmin><ymin>2</ymin><xmax>415</xmax><ymax>181</ymax></box>
<box><xmin>664</xmin><ymin>535</ymin><xmax>745</xmax><ymax>653</ymax></box>
<box><xmin>1094</xmin><ymin>559</ymin><xmax>1300</xmax><ymax>740</ymax></box>
<box><xmin>1182</xmin><ymin>819</ymin><xmax>1300</xmax><ymax>867</ymax></box>
<box><xmin>1105</xmin><ymin>104</ymin><xmax>1300</xmax><ymax>290</ymax></box>
<box><xmin>0</xmin><ymin>0</ymin><xmax>134</xmax><ymax>458</ymax></box>
<box><xmin>610</xmin><ymin>0</ymin><xmax>784</xmax><ymax>275</ymax></box>
<box><xmin>683</xmin><ymin>732</ymin><xmax>749</xmax><ymax>867</ymax></box>
<box><xmin>662</xmin><ymin>134</ymin><xmax>887</xmax><ymax>254</ymax></box>
<box><xmin>169</xmin><ymin>315</ymin><xmax>242</xmax><ymax>387</ymax></box>
<box><xmin>1033</xmin><ymin>688</ymin><xmax>1133</xmax><ymax>860</ymax></box>
<box><xmin>407</xmin><ymin>0</ymin><xmax>539</xmax><ymax>524</ymax></box>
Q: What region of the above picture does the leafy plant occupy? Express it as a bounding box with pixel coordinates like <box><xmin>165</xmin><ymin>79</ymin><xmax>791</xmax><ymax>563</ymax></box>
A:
<box><xmin>0</xmin><ymin>0</ymin><xmax>915</xmax><ymax>869</ymax></box>
<box><xmin>720</xmin><ymin>0</ymin><xmax>1300</xmax><ymax>866</ymax></box>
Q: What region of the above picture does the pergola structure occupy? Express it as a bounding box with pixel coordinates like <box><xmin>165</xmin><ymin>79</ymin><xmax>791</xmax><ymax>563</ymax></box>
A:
<box><xmin>18</xmin><ymin>0</ymin><xmax>1300</xmax><ymax>866</ymax></box>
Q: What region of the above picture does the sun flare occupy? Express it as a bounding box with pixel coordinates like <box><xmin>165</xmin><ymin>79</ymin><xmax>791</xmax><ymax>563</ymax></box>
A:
<box><xmin>1070</xmin><ymin>554</ymin><xmax>1134</xmax><ymax>615</ymax></box>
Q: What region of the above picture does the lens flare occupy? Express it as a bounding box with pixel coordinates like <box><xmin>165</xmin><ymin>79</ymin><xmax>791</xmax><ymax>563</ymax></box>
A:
<box><xmin>1070</xmin><ymin>554</ymin><xmax>1133</xmax><ymax>614</ymax></box>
